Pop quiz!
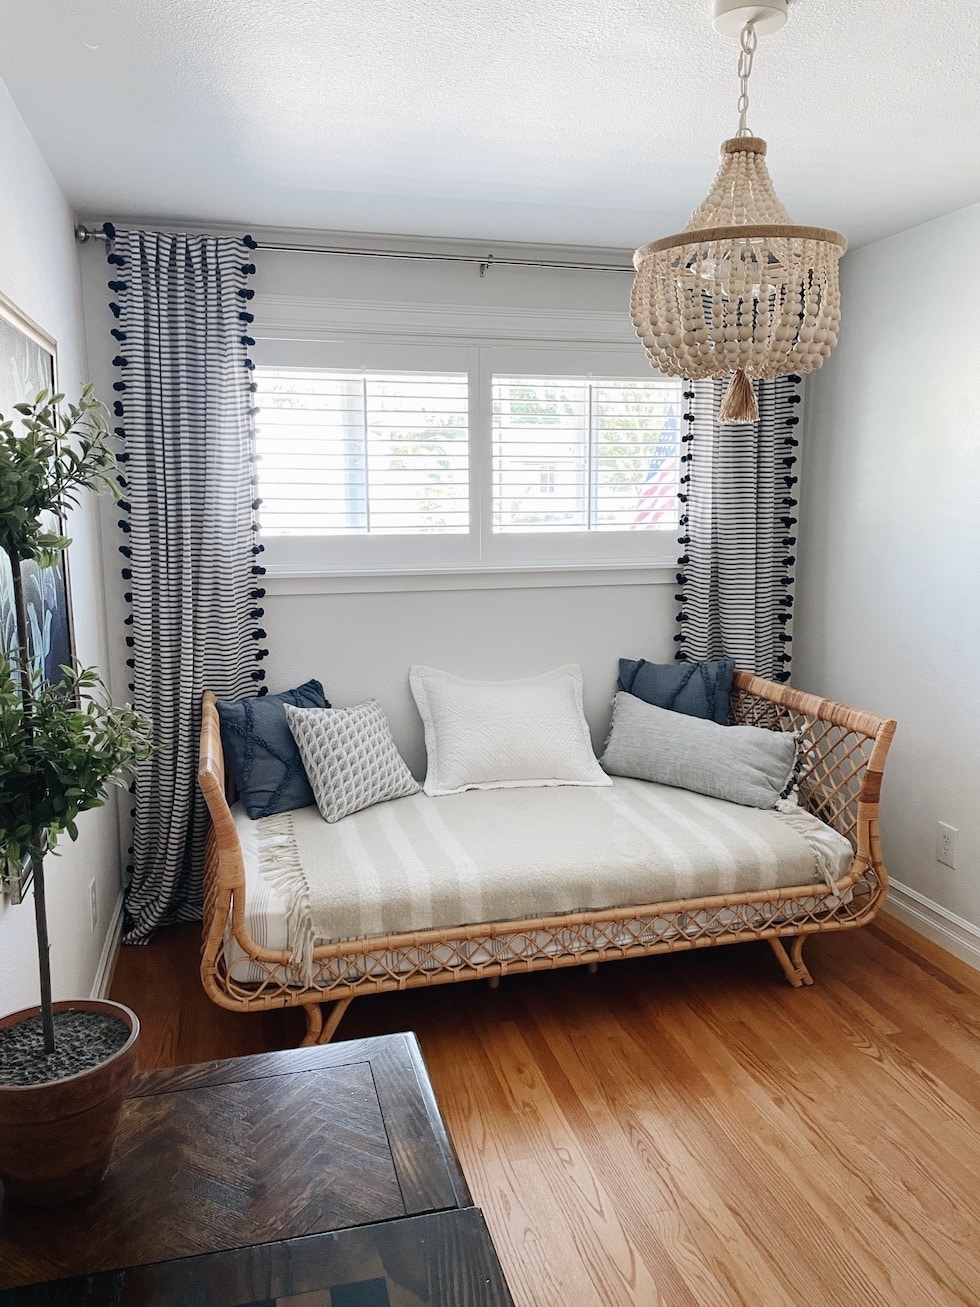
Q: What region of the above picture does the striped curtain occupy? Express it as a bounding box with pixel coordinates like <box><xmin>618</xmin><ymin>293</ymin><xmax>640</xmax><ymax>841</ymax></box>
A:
<box><xmin>674</xmin><ymin>375</ymin><xmax>802</xmax><ymax>682</ymax></box>
<box><xmin>105</xmin><ymin>227</ymin><xmax>268</xmax><ymax>943</ymax></box>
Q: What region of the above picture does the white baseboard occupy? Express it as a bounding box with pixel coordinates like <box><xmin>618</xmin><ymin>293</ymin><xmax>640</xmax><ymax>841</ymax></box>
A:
<box><xmin>883</xmin><ymin>879</ymin><xmax>980</xmax><ymax>972</ymax></box>
<box><xmin>91</xmin><ymin>890</ymin><xmax>124</xmax><ymax>999</ymax></box>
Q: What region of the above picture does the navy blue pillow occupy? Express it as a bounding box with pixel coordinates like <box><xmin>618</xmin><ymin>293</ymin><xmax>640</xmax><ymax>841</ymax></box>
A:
<box><xmin>216</xmin><ymin>680</ymin><xmax>330</xmax><ymax>819</ymax></box>
<box><xmin>617</xmin><ymin>658</ymin><xmax>735</xmax><ymax>726</ymax></box>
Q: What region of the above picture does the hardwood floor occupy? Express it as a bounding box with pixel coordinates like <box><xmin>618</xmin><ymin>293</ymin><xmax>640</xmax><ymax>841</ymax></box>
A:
<box><xmin>110</xmin><ymin>917</ymin><xmax>980</xmax><ymax>1306</ymax></box>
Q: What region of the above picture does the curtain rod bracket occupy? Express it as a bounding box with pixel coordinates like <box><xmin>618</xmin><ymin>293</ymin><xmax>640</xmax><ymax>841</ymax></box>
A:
<box><xmin>75</xmin><ymin>223</ymin><xmax>108</xmax><ymax>244</ymax></box>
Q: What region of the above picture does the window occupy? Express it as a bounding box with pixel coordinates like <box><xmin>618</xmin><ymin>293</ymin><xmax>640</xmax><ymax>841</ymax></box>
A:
<box><xmin>255</xmin><ymin>369</ymin><xmax>469</xmax><ymax>536</ymax></box>
<box><xmin>253</xmin><ymin>334</ymin><xmax>683</xmax><ymax>575</ymax></box>
<box><xmin>492</xmin><ymin>376</ymin><xmax>680</xmax><ymax>534</ymax></box>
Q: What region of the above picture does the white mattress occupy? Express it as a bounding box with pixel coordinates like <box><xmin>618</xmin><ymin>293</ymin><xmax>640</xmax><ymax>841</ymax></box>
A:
<box><xmin>224</xmin><ymin>778</ymin><xmax>854</xmax><ymax>985</ymax></box>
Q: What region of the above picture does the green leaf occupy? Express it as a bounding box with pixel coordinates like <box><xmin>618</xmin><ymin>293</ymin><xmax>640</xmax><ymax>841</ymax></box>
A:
<box><xmin>0</xmin><ymin>387</ymin><xmax>154</xmax><ymax>869</ymax></box>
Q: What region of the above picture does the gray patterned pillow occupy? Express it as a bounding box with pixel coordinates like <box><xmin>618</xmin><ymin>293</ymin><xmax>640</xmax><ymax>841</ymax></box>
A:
<box><xmin>283</xmin><ymin>700</ymin><xmax>420</xmax><ymax>823</ymax></box>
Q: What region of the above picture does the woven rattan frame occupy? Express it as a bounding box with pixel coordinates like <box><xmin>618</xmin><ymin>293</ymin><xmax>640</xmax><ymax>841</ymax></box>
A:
<box><xmin>199</xmin><ymin>673</ymin><xmax>896</xmax><ymax>1046</ymax></box>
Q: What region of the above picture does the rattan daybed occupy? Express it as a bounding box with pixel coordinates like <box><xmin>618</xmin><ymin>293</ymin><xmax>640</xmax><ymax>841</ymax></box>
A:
<box><xmin>199</xmin><ymin>671</ymin><xmax>896</xmax><ymax>1046</ymax></box>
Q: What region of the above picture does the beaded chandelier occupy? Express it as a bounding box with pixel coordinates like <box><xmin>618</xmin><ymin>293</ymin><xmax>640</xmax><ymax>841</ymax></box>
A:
<box><xmin>630</xmin><ymin>0</ymin><xmax>846</xmax><ymax>423</ymax></box>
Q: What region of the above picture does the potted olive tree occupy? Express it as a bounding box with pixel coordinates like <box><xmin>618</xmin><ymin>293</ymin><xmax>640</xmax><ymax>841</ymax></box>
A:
<box><xmin>0</xmin><ymin>387</ymin><xmax>153</xmax><ymax>1206</ymax></box>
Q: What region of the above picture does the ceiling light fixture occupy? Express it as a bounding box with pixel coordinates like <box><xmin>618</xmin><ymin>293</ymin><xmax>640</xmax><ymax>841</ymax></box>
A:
<box><xmin>630</xmin><ymin>0</ymin><xmax>846</xmax><ymax>423</ymax></box>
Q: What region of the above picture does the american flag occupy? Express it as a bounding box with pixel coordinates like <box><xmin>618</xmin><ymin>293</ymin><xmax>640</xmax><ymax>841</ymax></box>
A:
<box><xmin>630</xmin><ymin>407</ymin><xmax>680</xmax><ymax>528</ymax></box>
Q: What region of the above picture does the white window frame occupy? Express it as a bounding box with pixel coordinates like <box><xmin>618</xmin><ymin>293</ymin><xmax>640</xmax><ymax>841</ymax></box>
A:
<box><xmin>253</xmin><ymin>301</ymin><xmax>683</xmax><ymax>580</ymax></box>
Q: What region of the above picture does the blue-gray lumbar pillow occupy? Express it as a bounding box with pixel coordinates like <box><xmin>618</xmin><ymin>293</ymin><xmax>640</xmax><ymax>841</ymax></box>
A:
<box><xmin>618</xmin><ymin>656</ymin><xmax>736</xmax><ymax>725</ymax></box>
<box><xmin>216</xmin><ymin>679</ymin><xmax>330</xmax><ymax>819</ymax></box>
<box><xmin>600</xmin><ymin>691</ymin><xmax>796</xmax><ymax>809</ymax></box>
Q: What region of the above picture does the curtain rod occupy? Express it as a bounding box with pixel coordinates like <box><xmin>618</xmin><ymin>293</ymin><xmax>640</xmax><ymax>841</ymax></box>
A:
<box><xmin>73</xmin><ymin>223</ymin><xmax>633</xmax><ymax>274</ymax></box>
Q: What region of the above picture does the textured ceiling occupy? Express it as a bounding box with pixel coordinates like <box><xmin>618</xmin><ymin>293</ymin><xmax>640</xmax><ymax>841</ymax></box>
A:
<box><xmin>1</xmin><ymin>0</ymin><xmax>977</xmax><ymax>253</ymax></box>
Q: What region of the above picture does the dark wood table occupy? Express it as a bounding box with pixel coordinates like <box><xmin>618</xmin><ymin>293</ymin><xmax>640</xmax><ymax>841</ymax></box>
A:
<box><xmin>0</xmin><ymin>1033</ymin><xmax>514</xmax><ymax>1306</ymax></box>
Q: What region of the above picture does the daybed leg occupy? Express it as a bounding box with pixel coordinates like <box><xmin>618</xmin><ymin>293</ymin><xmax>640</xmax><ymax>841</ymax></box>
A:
<box><xmin>300</xmin><ymin>1003</ymin><xmax>323</xmax><ymax>1045</ymax></box>
<box><xmin>768</xmin><ymin>936</ymin><xmax>814</xmax><ymax>988</ymax></box>
<box><xmin>300</xmin><ymin>998</ymin><xmax>353</xmax><ymax>1047</ymax></box>
<box><xmin>487</xmin><ymin>976</ymin><xmax>500</xmax><ymax>990</ymax></box>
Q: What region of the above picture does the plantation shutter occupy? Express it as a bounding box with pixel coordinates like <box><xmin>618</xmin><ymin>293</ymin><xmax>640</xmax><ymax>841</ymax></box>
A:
<box><xmin>491</xmin><ymin>376</ymin><xmax>681</xmax><ymax>533</ymax></box>
<box><xmin>254</xmin><ymin>368</ymin><xmax>469</xmax><ymax>535</ymax></box>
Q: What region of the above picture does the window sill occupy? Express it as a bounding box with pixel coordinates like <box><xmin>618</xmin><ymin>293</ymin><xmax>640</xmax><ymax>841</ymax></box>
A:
<box><xmin>263</xmin><ymin>562</ymin><xmax>678</xmax><ymax>596</ymax></box>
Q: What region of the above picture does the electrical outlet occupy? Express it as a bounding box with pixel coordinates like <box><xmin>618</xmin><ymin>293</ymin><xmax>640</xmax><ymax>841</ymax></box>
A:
<box><xmin>937</xmin><ymin>822</ymin><xmax>958</xmax><ymax>869</ymax></box>
<box><xmin>88</xmin><ymin>878</ymin><xmax>98</xmax><ymax>932</ymax></box>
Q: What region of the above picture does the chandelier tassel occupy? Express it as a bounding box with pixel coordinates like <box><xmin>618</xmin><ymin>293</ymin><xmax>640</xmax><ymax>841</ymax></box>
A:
<box><xmin>718</xmin><ymin>369</ymin><xmax>759</xmax><ymax>424</ymax></box>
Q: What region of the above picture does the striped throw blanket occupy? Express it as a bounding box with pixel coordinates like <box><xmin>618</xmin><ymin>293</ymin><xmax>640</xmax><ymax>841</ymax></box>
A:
<box><xmin>254</xmin><ymin>777</ymin><xmax>853</xmax><ymax>980</ymax></box>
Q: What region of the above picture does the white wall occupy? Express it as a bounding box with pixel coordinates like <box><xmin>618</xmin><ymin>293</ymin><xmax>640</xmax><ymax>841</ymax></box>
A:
<box><xmin>0</xmin><ymin>81</ymin><xmax>122</xmax><ymax>1016</ymax></box>
<box><xmin>267</xmin><ymin>581</ymin><xmax>677</xmax><ymax>775</ymax></box>
<box><xmin>795</xmin><ymin>202</ymin><xmax>980</xmax><ymax>954</ymax></box>
<box><xmin>79</xmin><ymin>229</ymin><xmax>682</xmax><ymax>774</ymax></box>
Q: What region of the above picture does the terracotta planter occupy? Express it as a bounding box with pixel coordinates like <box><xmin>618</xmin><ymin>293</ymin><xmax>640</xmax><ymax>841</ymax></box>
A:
<box><xmin>0</xmin><ymin>998</ymin><xmax>140</xmax><ymax>1206</ymax></box>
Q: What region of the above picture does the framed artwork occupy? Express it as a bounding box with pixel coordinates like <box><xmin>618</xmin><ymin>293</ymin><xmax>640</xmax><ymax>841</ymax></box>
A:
<box><xmin>0</xmin><ymin>292</ymin><xmax>64</xmax><ymax>905</ymax></box>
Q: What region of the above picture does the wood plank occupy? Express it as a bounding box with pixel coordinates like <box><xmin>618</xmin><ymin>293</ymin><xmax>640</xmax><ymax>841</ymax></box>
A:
<box><xmin>0</xmin><ymin>1208</ymin><xmax>515</xmax><ymax>1306</ymax></box>
<box><xmin>130</xmin><ymin>1033</ymin><xmax>405</xmax><ymax>1096</ymax></box>
<box><xmin>370</xmin><ymin>1028</ymin><xmax>473</xmax><ymax>1213</ymax></box>
<box><xmin>622</xmin><ymin>987</ymin><xmax>966</xmax><ymax>1305</ymax></box>
<box><xmin>424</xmin><ymin>1003</ymin><xmax>646</xmax><ymax>1307</ymax></box>
<box><xmin>516</xmin><ymin>985</ymin><xmax>809</xmax><ymax>1306</ymax></box>
<box><xmin>110</xmin><ymin>921</ymin><xmax>980</xmax><ymax>1306</ymax></box>
<box><xmin>490</xmin><ymin>1016</ymin><xmax>670</xmax><ymax>1306</ymax></box>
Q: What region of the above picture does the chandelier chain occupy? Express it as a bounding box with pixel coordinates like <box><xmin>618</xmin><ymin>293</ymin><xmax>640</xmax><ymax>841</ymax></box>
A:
<box><xmin>735</xmin><ymin>21</ymin><xmax>758</xmax><ymax>136</ymax></box>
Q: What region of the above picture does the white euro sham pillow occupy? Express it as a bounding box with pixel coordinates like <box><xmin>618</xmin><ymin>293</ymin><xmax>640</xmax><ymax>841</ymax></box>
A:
<box><xmin>409</xmin><ymin>664</ymin><xmax>611</xmax><ymax>797</ymax></box>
